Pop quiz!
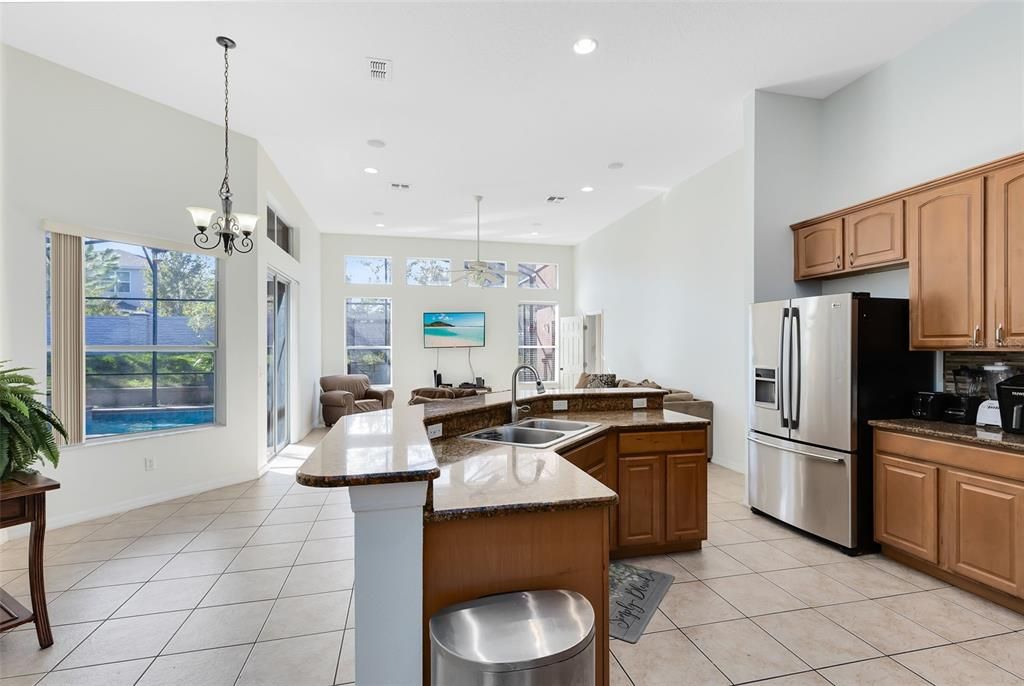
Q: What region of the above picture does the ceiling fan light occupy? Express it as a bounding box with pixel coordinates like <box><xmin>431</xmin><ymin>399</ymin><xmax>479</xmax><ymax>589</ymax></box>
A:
<box><xmin>186</xmin><ymin>206</ymin><xmax>216</xmax><ymax>230</ymax></box>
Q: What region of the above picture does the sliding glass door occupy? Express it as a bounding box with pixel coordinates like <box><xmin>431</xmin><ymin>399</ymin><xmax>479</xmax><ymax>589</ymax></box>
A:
<box><xmin>266</xmin><ymin>272</ymin><xmax>290</xmax><ymax>456</ymax></box>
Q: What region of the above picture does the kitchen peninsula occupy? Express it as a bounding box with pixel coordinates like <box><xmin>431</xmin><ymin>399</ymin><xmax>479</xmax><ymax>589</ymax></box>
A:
<box><xmin>297</xmin><ymin>387</ymin><xmax>710</xmax><ymax>686</ymax></box>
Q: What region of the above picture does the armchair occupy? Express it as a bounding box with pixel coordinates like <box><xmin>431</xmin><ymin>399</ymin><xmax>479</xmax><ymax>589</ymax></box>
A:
<box><xmin>320</xmin><ymin>374</ymin><xmax>394</xmax><ymax>426</ymax></box>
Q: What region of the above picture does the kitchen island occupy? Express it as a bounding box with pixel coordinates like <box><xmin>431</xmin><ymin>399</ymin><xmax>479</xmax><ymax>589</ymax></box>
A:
<box><xmin>297</xmin><ymin>388</ymin><xmax>709</xmax><ymax>686</ymax></box>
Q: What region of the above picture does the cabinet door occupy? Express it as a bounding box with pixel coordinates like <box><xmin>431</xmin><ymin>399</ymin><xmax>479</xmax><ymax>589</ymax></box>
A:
<box><xmin>845</xmin><ymin>199</ymin><xmax>905</xmax><ymax>271</ymax></box>
<box><xmin>795</xmin><ymin>219</ymin><xmax>844</xmax><ymax>279</ymax></box>
<box><xmin>874</xmin><ymin>453</ymin><xmax>939</xmax><ymax>563</ymax></box>
<box><xmin>944</xmin><ymin>469</ymin><xmax>1024</xmax><ymax>597</ymax></box>
<box><xmin>617</xmin><ymin>455</ymin><xmax>665</xmax><ymax>547</ymax></box>
<box><xmin>987</xmin><ymin>162</ymin><xmax>1024</xmax><ymax>348</ymax></box>
<box><xmin>907</xmin><ymin>177</ymin><xmax>985</xmax><ymax>349</ymax></box>
<box><xmin>562</xmin><ymin>437</ymin><xmax>607</xmax><ymax>475</ymax></box>
<box><xmin>665</xmin><ymin>453</ymin><xmax>706</xmax><ymax>541</ymax></box>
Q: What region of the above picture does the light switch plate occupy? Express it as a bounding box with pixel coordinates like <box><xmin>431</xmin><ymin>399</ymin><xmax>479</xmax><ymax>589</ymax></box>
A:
<box><xmin>632</xmin><ymin>397</ymin><xmax>648</xmax><ymax>409</ymax></box>
<box><xmin>552</xmin><ymin>399</ymin><xmax>569</xmax><ymax>411</ymax></box>
<box><xmin>426</xmin><ymin>423</ymin><xmax>443</xmax><ymax>439</ymax></box>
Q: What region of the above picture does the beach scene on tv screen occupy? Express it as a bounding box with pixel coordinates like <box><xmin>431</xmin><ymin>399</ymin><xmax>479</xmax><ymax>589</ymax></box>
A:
<box><xmin>423</xmin><ymin>312</ymin><xmax>485</xmax><ymax>348</ymax></box>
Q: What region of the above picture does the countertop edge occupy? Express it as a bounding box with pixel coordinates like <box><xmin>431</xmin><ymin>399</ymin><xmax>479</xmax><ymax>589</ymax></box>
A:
<box><xmin>295</xmin><ymin>466</ymin><xmax>441</xmax><ymax>488</ymax></box>
<box><xmin>425</xmin><ymin>492</ymin><xmax>619</xmax><ymax>522</ymax></box>
<box><xmin>870</xmin><ymin>419</ymin><xmax>1024</xmax><ymax>454</ymax></box>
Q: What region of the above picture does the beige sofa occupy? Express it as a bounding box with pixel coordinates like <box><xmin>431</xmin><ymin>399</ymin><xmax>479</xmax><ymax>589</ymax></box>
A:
<box><xmin>319</xmin><ymin>374</ymin><xmax>394</xmax><ymax>426</ymax></box>
<box><xmin>576</xmin><ymin>373</ymin><xmax>714</xmax><ymax>458</ymax></box>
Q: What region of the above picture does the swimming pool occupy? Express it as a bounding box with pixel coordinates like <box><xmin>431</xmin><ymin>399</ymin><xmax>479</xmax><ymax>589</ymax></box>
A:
<box><xmin>86</xmin><ymin>407</ymin><xmax>215</xmax><ymax>437</ymax></box>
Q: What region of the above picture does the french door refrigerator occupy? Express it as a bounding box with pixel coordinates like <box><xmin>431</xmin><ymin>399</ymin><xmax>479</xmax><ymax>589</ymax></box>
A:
<box><xmin>748</xmin><ymin>293</ymin><xmax>932</xmax><ymax>552</ymax></box>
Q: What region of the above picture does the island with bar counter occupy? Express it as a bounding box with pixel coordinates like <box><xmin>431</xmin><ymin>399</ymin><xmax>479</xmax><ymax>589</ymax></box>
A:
<box><xmin>296</xmin><ymin>386</ymin><xmax>710</xmax><ymax>686</ymax></box>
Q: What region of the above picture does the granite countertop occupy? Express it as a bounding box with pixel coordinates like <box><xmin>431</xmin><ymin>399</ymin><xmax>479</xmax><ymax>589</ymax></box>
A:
<box><xmin>870</xmin><ymin>418</ymin><xmax>1024</xmax><ymax>454</ymax></box>
<box><xmin>296</xmin><ymin>388</ymin><xmax>708</xmax><ymax>519</ymax></box>
<box><xmin>419</xmin><ymin>386</ymin><xmax>669</xmax><ymax>421</ymax></box>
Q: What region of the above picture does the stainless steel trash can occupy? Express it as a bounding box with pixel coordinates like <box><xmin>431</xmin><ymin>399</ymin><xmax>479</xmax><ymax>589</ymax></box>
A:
<box><xmin>429</xmin><ymin>589</ymin><xmax>595</xmax><ymax>686</ymax></box>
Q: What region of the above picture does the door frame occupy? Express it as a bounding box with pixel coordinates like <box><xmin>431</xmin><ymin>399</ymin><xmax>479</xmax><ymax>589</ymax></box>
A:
<box><xmin>267</xmin><ymin>269</ymin><xmax>292</xmax><ymax>457</ymax></box>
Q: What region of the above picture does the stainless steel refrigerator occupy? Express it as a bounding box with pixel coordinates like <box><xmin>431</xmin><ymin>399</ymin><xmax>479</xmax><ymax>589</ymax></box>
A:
<box><xmin>747</xmin><ymin>293</ymin><xmax>932</xmax><ymax>552</ymax></box>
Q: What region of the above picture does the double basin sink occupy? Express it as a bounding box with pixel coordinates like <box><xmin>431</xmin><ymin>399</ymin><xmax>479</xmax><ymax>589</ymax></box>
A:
<box><xmin>464</xmin><ymin>418</ymin><xmax>600</xmax><ymax>449</ymax></box>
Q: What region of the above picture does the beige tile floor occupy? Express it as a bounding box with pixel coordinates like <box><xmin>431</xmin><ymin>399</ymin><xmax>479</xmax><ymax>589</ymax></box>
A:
<box><xmin>1</xmin><ymin>440</ymin><xmax>1022</xmax><ymax>685</ymax></box>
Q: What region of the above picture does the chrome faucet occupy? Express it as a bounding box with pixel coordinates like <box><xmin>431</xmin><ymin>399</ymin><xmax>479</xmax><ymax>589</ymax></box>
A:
<box><xmin>511</xmin><ymin>364</ymin><xmax>545</xmax><ymax>424</ymax></box>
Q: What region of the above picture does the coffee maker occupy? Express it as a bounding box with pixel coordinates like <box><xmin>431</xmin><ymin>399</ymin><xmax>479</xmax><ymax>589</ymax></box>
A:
<box><xmin>943</xmin><ymin>366</ymin><xmax>985</xmax><ymax>425</ymax></box>
<box><xmin>997</xmin><ymin>375</ymin><xmax>1024</xmax><ymax>434</ymax></box>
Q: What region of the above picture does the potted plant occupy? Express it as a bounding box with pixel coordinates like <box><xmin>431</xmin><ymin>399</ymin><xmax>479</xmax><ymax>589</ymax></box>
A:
<box><xmin>0</xmin><ymin>362</ymin><xmax>67</xmax><ymax>481</ymax></box>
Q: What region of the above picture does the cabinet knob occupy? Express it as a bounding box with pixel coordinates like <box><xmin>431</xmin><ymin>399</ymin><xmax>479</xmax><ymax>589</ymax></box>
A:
<box><xmin>849</xmin><ymin>252</ymin><xmax>855</xmax><ymax>266</ymax></box>
<box><xmin>973</xmin><ymin>325</ymin><xmax>983</xmax><ymax>347</ymax></box>
<box><xmin>835</xmin><ymin>255</ymin><xmax>842</xmax><ymax>270</ymax></box>
<box><xmin>996</xmin><ymin>323</ymin><xmax>1005</xmax><ymax>346</ymax></box>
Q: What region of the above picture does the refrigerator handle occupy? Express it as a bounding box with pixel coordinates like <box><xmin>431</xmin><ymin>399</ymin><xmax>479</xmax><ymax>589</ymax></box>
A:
<box><xmin>779</xmin><ymin>308</ymin><xmax>789</xmax><ymax>428</ymax></box>
<box><xmin>791</xmin><ymin>307</ymin><xmax>801</xmax><ymax>429</ymax></box>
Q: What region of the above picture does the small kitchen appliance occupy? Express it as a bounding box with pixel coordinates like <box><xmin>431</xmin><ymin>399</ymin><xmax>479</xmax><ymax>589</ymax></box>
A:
<box><xmin>997</xmin><ymin>374</ymin><xmax>1024</xmax><ymax>434</ymax></box>
<box><xmin>912</xmin><ymin>391</ymin><xmax>956</xmax><ymax>420</ymax></box>
<box><xmin>943</xmin><ymin>366</ymin><xmax>985</xmax><ymax>425</ymax></box>
<box><xmin>977</xmin><ymin>363</ymin><xmax>1017</xmax><ymax>427</ymax></box>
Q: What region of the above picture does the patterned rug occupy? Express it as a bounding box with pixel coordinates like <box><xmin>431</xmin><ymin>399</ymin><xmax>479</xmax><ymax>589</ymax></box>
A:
<box><xmin>608</xmin><ymin>561</ymin><xmax>674</xmax><ymax>643</ymax></box>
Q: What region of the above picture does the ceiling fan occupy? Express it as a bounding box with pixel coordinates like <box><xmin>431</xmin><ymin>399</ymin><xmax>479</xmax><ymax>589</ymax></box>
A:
<box><xmin>451</xmin><ymin>195</ymin><xmax>520</xmax><ymax>287</ymax></box>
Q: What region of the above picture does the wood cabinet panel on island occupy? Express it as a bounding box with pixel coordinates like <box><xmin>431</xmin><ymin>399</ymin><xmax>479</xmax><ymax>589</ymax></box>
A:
<box><xmin>873</xmin><ymin>428</ymin><xmax>1024</xmax><ymax>612</ymax></box>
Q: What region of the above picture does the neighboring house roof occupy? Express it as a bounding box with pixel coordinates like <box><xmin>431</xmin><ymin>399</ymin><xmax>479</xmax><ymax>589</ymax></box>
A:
<box><xmin>112</xmin><ymin>249</ymin><xmax>149</xmax><ymax>270</ymax></box>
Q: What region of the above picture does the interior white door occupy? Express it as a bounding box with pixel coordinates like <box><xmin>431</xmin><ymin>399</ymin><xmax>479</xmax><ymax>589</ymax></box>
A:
<box><xmin>559</xmin><ymin>316</ymin><xmax>584</xmax><ymax>389</ymax></box>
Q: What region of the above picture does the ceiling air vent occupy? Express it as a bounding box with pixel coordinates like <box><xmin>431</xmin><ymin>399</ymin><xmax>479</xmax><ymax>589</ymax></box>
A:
<box><xmin>546</xmin><ymin>195</ymin><xmax>566</xmax><ymax>204</ymax></box>
<box><xmin>368</xmin><ymin>58</ymin><xmax>392</xmax><ymax>82</ymax></box>
<box><xmin>390</xmin><ymin>183</ymin><xmax>411</xmax><ymax>191</ymax></box>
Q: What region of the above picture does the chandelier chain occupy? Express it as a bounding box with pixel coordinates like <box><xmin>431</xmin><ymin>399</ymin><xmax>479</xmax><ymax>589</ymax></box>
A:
<box><xmin>219</xmin><ymin>42</ymin><xmax>231</xmax><ymax>201</ymax></box>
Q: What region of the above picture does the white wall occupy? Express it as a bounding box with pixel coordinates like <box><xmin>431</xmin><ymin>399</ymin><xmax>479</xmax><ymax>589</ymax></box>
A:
<box><xmin>321</xmin><ymin>234</ymin><xmax>573</xmax><ymax>404</ymax></box>
<box><xmin>574</xmin><ymin>152</ymin><xmax>750</xmax><ymax>473</ymax></box>
<box><xmin>0</xmin><ymin>47</ymin><xmax>319</xmax><ymax>527</ymax></box>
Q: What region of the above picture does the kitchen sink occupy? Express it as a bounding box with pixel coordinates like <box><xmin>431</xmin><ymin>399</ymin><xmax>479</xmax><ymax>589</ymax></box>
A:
<box><xmin>464</xmin><ymin>419</ymin><xmax>600</xmax><ymax>448</ymax></box>
<box><xmin>516</xmin><ymin>418</ymin><xmax>595</xmax><ymax>432</ymax></box>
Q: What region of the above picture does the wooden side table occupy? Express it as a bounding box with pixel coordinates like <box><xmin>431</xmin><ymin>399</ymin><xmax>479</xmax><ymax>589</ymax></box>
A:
<box><xmin>0</xmin><ymin>472</ymin><xmax>60</xmax><ymax>648</ymax></box>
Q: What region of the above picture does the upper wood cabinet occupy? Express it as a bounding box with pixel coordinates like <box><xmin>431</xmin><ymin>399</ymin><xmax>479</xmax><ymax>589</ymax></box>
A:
<box><xmin>907</xmin><ymin>177</ymin><xmax>985</xmax><ymax>349</ymax></box>
<box><xmin>944</xmin><ymin>469</ymin><xmax>1024</xmax><ymax>597</ymax></box>
<box><xmin>845</xmin><ymin>199</ymin><xmax>905</xmax><ymax>271</ymax></box>
<box><xmin>987</xmin><ymin>162</ymin><xmax>1024</xmax><ymax>349</ymax></box>
<box><xmin>795</xmin><ymin>219</ymin><xmax>844</xmax><ymax>279</ymax></box>
<box><xmin>874</xmin><ymin>452</ymin><xmax>939</xmax><ymax>563</ymax></box>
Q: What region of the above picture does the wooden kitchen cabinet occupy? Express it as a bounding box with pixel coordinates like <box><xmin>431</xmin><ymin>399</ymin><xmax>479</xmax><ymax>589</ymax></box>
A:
<box><xmin>844</xmin><ymin>199</ymin><xmax>905</xmax><ymax>271</ymax></box>
<box><xmin>944</xmin><ymin>469</ymin><xmax>1024</xmax><ymax>597</ymax></box>
<box><xmin>665</xmin><ymin>453</ymin><xmax>706</xmax><ymax>541</ymax></box>
<box><xmin>907</xmin><ymin>176</ymin><xmax>985</xmax><ymax>349</ymax></box>
<box><xmin>617</xmin><ymin>455</ymin><xmax>665</xmax><ymax>547</ymax></box>
<box><xmin>874</xmin><ymin>452</ymin><xmax>939</xmax><ymax>563</ymax></box>
<box><xmin>986</xmin><ymin>161</ymin><xmax>1024</xmax><ymax>348</ymax></box>
<box><xmin>794</xmin><ymin>219</ymin><xmax>844</xmax><ymax>279</ymax></box>
<box><xmin>563</xmin><ymin>436</ymin><xmax>610</xmax><ymax>486</ymax></box>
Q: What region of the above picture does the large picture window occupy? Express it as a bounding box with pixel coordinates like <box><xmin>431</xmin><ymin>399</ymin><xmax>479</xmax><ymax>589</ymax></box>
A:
<box><xmin>346</xmin><ymin>297</ymin><xmax>392</xmax><ymax>385</ymax></box>
<box><xmin>517</xmin><ymin>302</ymin><xmax>558</xmax><ymax>382</ymax></box>
<box><xmin>82</xmin><ymin>238</ymin><xmax>217</xmax><ymax>438</ymax></box>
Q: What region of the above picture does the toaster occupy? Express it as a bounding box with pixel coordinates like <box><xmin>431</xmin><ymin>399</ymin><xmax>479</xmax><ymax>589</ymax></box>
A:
<box><xmin>997</xmin><ymin>375</ymin><xmax>1024</xmax><ymax>434</ymax></box>
<box><xmin>911</xmin><ymin>391</ymin><xmax>956</xmax><ymax>420</ymax></box>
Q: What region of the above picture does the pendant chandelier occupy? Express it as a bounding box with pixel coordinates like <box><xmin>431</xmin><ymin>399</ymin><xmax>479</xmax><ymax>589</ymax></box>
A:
<box><xmin>186</xmin><ymin>36</ymin><xmax>256</xmax><ymax>256</ymax></box>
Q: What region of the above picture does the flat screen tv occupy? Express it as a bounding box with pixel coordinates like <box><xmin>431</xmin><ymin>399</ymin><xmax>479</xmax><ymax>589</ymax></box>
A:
<box><xmin>423</xmin><ymin>311</ymin><xmax>486</xmax><ymax>348</ymax></box>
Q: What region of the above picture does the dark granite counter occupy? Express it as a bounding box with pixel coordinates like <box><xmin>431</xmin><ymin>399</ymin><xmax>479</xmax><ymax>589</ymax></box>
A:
<box><xmin>870</xmin><ymin>418</ymin><xmax>1024</xmax><ymax>454</ymax></box>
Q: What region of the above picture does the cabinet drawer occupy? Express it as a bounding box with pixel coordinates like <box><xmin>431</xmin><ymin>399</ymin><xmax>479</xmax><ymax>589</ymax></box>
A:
<box><xmin>619</xmin><ymin>430</ymin><xmax>704</xmax><ymax>455</ymax></box>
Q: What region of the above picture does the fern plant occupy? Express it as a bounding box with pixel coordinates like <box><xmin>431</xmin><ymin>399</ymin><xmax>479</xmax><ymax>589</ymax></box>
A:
<box><xmin>0</xmin><ymin>362</ymin><xmax>67</xmax><ymax>481</ymax></box>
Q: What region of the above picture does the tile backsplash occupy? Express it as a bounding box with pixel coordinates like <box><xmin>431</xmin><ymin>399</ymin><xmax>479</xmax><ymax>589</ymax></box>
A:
<box><xmin>943</xmin><ymin>351</ymin><xmax>1024</xmax><ymax>397</ymax></box>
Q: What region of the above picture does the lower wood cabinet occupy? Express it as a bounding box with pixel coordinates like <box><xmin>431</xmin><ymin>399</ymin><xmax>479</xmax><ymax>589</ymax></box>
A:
<box><xmin>617</xmin><ymin>455</ymin><xmax>665</xmax><ymax>546</ymax></box>
<box><xmin>944</xmin><ymin>469</ymin><xmax>1024</xmax><ymax>597</ymax></box>
<box><xmin>874</xmin><ymin>429</ymin><xmax>1024</xmax><ymax>605</ymax></box>
<box><xmin>666</xmin><ymin>454</ymin><xmax>706</xmax><ymax>541</ymax></box>
<box><xmin>874</xmin><ymin>453</ymin><xmax>939</xmax><ymax>563</ymax></box>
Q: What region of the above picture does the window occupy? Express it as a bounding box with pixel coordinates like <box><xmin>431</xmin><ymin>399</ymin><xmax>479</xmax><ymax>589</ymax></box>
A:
<box><xmin>82</xmin><ymin>238</ymin><xmax>217</xmax><ymax>438</ymax></box>
<box><xmin>345</xmin><ymin>256</ymin><xmax>392</xmax><ymax>285</ymax></box>
<box><xmin>517</xmin><ymin>303</ymin><xmax>558</xmax><ymax>382</ymax></box>
<box><xmin>406</xmin><ymin>258</ymin><xmax>451</xmax><ymax>286</ymax></box>
<box><xmin>464</xmin><ymin>260</ymin><xmax>507</xmax><ymax>288</ymax></box>
<box><xmin>116</xmin><ymin>270</ymin><xmax>131</xmax><ymax>293</ymax></box>
<box><xmin>517</xmin><ymin>262</ymin><xmax>558</xmax><ymax>289</ymax></box>
<box><xmin>266</xmin><ymin>206</ymin><xmax>294</xmax><ymax>256</ymax></box>
<box><xmin>346</xmin><ymin>297</ymin><xmax>392</xmax><ymax>385</ymax></box>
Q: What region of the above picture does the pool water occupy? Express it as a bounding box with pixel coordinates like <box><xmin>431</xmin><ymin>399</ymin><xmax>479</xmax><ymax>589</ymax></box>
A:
<box><xmin>86</xmin><ymin>407</ymin><xmax>215</xmax><ymax>437</ymax></box>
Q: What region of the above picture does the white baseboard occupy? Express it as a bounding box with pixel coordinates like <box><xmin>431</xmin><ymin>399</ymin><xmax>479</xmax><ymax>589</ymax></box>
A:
<box><xmin>0</xmin><ymin>469</ymin><xmax>260</xmax><ymax>545</ymax></box>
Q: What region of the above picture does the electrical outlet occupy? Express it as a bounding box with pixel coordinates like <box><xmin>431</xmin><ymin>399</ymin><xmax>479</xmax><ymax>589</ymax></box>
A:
<box><xmin>144</xmin><ymin>457</ymin><xmax>157</xmax><ymax>472</ymax></box>
<box><xmin>426</xmin><ymin>423</ymin><xmax>443</xmax><ymax>439</ymax></box>
<box><xmin>632</xmin><ymin>397</ymin><xmax>648</xmax><ymax>409</ymax></box>
<box><xmin>552</xmin><ymin>399</ymin><xmax>569</xmax><ymax>411</ymax></box>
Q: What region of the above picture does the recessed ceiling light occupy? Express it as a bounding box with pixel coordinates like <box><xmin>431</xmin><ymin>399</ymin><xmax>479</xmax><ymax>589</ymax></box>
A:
<box><xmin>375</xmin><ymin>223</ymin><xmax>385</xmax><ymax>228</ymax></box>
<box><xmin>573</xmin><ymin>37</ymin><xmax>598</xmax><ymax>55</ymax></box>
<box><xmin>363</xmin><ymin>167</ymin><xmax>379</xmax><ymax>174</ymax></box>
<box><xmin>366</xmin><ymin>139</ymin><xmax>387</xmax><ymax>148</ymax></box>
<box><xmin>580</xmin><ymin>186</ymin><xmax>595</xmax><ymax>193</ymax></box>
<box><xmin>529</xmin><ymin>232</ymin><xmax>540</xmax><ymax>236</ymax></box>
<box><xmin>608</xmin><ymin>161</ymin><xmax>624</xmax><ymax>170</ymax></box>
